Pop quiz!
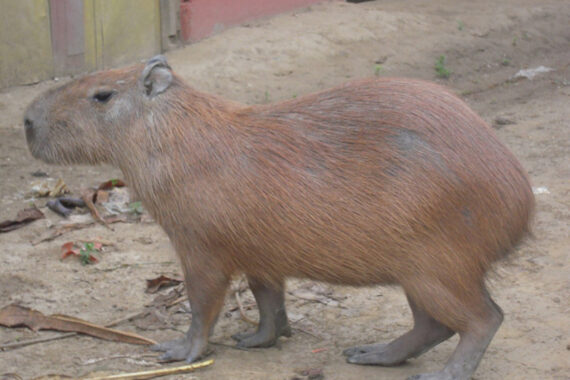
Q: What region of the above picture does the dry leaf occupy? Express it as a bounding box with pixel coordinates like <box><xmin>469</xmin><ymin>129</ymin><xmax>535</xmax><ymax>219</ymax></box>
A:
<box><xmin>0</xmin><ymin>305</ymin><xmax>155</xmax><ymax>345</ymax></box>
<box><xmin>49</xmin><ymin>178</ymin><xmax>70</xmax><ymax>197</ymax></box>
<box><xmin>60</xmin><ymin>242</ymin><xmax>80</xmax><ymax>260</ymax></box>
<box><xmin>98</xmin><ymin>179</ymin><xmax>126</xmax><ymax>191</ymax></box>
<box><xmin>145</xmin><ymin>275</ymin><xmax>183</xmax><ymax>294</ymax></box>
<box><xmin>0</xmin><ymin>206</ymin><xmax>45</xmax><ymax>233</ymax></box>
<box><xmin>94</xmin><ymin>190</ymin><xmax>109</xmax><ymax>204</ymax></box>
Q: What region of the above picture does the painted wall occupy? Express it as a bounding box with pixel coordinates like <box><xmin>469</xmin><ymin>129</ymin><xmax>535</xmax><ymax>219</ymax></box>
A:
<box><xmin>0</xmin><ymin>0</ymin><xmax>323</xmax><ymax>89</ymax></box>
<box><xmin>0</xmin><ymin>0</ymin><xmax>160</xmax><ymax>89</ymax></box>
<box><xmin>84</xmin><ymin>0</ymin><xmax>161</xmax><ymax>71</ymax></box>
<box><xmin>0</xmin><ymin>0</ymin><xmax>54</xmax><ymax>88</ymax></box>
<box><xmin>180</xmin><ymin>0</ymin><xmax>324</xmax><ymax>42</ymax></box>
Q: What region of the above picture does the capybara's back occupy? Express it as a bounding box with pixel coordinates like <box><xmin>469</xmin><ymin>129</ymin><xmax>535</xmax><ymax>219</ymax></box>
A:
<box><xmin>24</xmin><ymin>56</ymin><xmax>534</xmax><ymax>380</ymax></box>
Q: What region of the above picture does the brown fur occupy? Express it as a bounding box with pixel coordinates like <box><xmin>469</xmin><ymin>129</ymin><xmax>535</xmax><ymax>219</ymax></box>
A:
<box><xmin>24</xmin><ymin>57</ymin><xmax>534</xmax><ymax>378</ymax></box>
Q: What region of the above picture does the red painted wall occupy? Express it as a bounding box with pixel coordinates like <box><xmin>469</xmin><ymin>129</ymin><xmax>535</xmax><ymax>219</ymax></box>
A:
<box><xmin>180</xmin><ymin>0</ymin><xmax>324</xmax><ymax>42</ymax></box>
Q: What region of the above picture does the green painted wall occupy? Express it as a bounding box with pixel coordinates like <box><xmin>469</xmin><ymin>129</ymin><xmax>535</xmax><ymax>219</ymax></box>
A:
<box><xmin>0</xmin><ymin>0</ymin><xmax>54</xmax><ymax>88</ymax></box>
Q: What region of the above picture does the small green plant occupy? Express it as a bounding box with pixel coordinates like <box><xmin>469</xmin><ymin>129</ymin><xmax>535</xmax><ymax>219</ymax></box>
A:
<box><xmin>501</xmin><ymin>58</ymin><xmax>511</xmax><ymax>66</ymax></box>
<box><xmin>374</xmin><ymin>64</ymin><xmax>383</xmax><ymax>76</ymax></box>
<box><xmin>264</xmin><ymin>90</ymin><xmax>270</xmax><ymax>103</ymax></box>
<box><xmin>434</xmin><ymin>55</ymin><xmax>451</xmax><ymax>79</ymax></box>
<box><xmin>80</xmin><ymin>242</ymin><xmax>96</xmax><ymax>265</ymax></box>
<box><xmin>292</xmin><ymin>93</ymin><xmax>297</xmax><ymax>99</ymax></box>
<box><xmin>129</xmin><ymin>201</ymin><xmax>144</xmax><ymax>215</ymax></box>
<box><xmin>457</xmin><ymin>20</ymin><xmax>464</xmax><ymax>31</ymax></box>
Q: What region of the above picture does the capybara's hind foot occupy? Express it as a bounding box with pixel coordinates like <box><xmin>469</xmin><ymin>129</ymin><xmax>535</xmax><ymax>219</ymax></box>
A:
<box><xmin>150</xmin><ymin>336</ymin><xmax>209</xmax><ymax>363</ymax></box>
<box><xmin>407</xmin><ymin>371</ymin><xmax>454</xmax><ymax>380</ymax></box>
<box><xmin>232</xmin><ymin>323</ymin><xmax>291</xmax><ymax>348</ymax></box>
<box><xmin>343</xmin><ymin>342</ymin><xmax>388</xmax><ymax>358</ymax></box>
<box><xmin>345</xmin><ymin>295</ymin><xmax>454</xmax><ymax>366</ymax></box>
<box><xmin>345</xmin><ymin>343</ymin><xmax>408</xmax><ymax>366</ymax></box>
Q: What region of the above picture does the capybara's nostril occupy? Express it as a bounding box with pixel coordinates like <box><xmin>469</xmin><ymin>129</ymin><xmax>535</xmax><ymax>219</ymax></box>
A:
<box><xmin>24</xmin><ymin>118</ymin><xmax>34</xmax><ymax>140</ymax></box>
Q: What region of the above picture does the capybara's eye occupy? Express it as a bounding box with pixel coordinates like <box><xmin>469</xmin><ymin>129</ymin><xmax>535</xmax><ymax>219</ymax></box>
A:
<box><xmin>92</xmin><ymin>90</ymin><xmax>115</xmax><ymax>103</ymax></box>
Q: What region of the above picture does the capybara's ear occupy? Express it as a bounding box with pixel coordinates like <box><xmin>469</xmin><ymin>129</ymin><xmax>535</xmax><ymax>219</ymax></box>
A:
<box><xmin>141</xmin><ymin>55</ymin><xmax>173</xmax><ymax>98</ymax></box>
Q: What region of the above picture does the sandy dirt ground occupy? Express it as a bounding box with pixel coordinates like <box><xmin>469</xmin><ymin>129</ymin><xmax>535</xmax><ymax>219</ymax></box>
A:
<box><xmin>0</xmin><ymin>0</ymin><xmax>569</xmax><ymax>379</ymax></box>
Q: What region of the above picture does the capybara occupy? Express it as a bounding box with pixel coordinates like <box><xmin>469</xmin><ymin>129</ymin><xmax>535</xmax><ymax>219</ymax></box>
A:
<box><xmin>24</xmin><ymin>56</ymin><xmax>534</xmax><ymax>380</ymax></box>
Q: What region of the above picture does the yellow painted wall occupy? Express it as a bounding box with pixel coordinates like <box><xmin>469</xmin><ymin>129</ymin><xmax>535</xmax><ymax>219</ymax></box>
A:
<box><xmin>1</xmin><ymin>0</ymin><xmax>161</xmax><ymax>89</ymax></box>
<box><xmin>0</xmin><ymin>0</ymin><xmax>54</xmax><ymax>88</ymax></box>
<box><xmin>85</xmin><ymin>0</ymin><xmax>161</xmax><ymax>71</ymax></box>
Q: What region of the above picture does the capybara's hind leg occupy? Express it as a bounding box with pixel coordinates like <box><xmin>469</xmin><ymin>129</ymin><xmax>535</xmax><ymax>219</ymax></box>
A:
<box><xmin>232</xmin><ymin>276</ymin><xmax>291</xmax><ymax>347</ymax></box>
<box><xmin>407</xmin><ymin>286</ymin><xmax>504</xmax><ymax>380</ymax></box>
<box><xmin>344</xmin><ymin>295</ymin><xmax>454</xmax><ymax>366</ymax></box>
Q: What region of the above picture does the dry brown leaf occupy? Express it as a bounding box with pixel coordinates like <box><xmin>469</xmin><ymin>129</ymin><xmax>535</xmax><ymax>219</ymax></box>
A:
<box><xmin>0</xmin><ymin>304</ymin><xmax>155</xmax><ymax>345</ymax></box>
<box><xmin>49</xmin><ymin>178</ymin><xmax>70</xmax><ymax>197</ymax></box>
<box><xmin>145</xmin><ymin>275</ymin><xmax>183</xmax><ymax>294</ymax></box>
<box><xmin>0</xmin><ymin>206</ymin><xmax>45</xmax><ymax>233</ymax></box>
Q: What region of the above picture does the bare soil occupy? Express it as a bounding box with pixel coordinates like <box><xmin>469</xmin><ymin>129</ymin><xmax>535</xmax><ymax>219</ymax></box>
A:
<box><xmin>0</xmin><ymin>0</ymin><xmax>568</xmax><ymax>379</ymax></box>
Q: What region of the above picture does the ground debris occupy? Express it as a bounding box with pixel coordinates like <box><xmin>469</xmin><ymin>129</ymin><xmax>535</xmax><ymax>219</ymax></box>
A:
<box><xmin>145</xmin><ymin>275</ymin><xmax>183</xmax><ymax>294</ymax></box>
<box><xmin>79</xmin><ymin>359</ymin><xmax>213</xmax><ymax>380</ymax></box>
<box><xmin>0</xmin><ymin>304</ymin><xmax>156</xmax><ymax>346</ymax></box>
<box><xmin>0</xmin><ymin>205</ymin><xmax>45</xmax><ymax>233</ymax></box>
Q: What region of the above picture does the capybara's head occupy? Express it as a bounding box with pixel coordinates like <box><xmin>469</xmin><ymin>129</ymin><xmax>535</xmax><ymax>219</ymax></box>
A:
<box><xmin>24</xmin><ymin>56</ymin><xmax>174</xmax><ymax>165</ymax></box>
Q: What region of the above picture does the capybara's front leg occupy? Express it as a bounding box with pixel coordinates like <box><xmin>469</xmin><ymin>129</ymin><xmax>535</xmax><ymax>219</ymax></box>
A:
<box><xmin>152</xmin><ymin>257</ymin><xmax>229</xmax><ymax>363</ymax></box>
<box><xmin>232</xmin><ymin>276</ymin><xmax>291</xmax><ymax>347</ymax></box>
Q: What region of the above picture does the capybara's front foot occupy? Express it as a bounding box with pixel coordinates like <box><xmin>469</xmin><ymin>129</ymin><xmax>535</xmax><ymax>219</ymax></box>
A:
<box><xmin>231</xmin><ymin>321</ymin><xmax>291</xmax><ymax>348</ymax></box>
<box><xmin>150</xmin><ymin>336</ymin><xmax>207</xmax><ymax>363</ymax></box>
<box><xmin>407</xmin><ymin>371</ymin><xmax>454</xmax><ymax>380</ymax></box>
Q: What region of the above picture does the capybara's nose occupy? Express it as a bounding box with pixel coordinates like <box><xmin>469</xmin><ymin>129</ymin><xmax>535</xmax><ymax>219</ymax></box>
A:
<box><xmin>24</xmin><ymin>118</ymin><xmax>35</xmax><ymax>141</ymax></box>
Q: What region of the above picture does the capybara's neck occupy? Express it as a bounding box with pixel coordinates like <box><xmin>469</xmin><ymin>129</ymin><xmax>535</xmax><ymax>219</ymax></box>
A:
<box><xmin>115</xmin><ymin>81</ymin><xmax>246</xmax><ymax>216</ymax></box>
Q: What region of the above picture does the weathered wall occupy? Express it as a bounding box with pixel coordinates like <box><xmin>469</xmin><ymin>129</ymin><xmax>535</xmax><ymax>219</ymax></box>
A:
<box><xmin>84</xmin><ymin>0</ymin><xmax>161</xmax><ymax>71</ymax></box>
<box><xmin>0</xmin><ymin>0</ymin><xmax>54</xmax><ymax>88</ymax></box>
<box><xmin>180</xmin><ymin>0</ymin><xmax>324</xmax><ymax>42</ymax></box>
<box><xmin>0</xmin><ymin>0</ymin><xmax>323</xmax><ymax>89</ymax></box>
<box><xmin>1</xmin><ymin>0</ymin><xmax>160</xmax><ymax>89</ymax></box>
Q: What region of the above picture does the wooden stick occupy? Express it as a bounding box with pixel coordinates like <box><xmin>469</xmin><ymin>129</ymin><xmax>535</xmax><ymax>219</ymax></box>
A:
<box><xmin>83</xmin><ymin>359</ymin><xmax>214</xmax><ymax>380</ymax></box>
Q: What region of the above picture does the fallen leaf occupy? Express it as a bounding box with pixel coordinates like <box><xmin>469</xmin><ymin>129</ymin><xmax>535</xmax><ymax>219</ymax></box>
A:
<box><xmin>94</xmin><ymin>189</ymin><xmax>109</xmax><ymax>204</ymax></box>
<box><xmin>0</xmin><ymin>206</ymin><xmax>45</xmax><ymax>233</ymax></box>
<box><xmin>49</xmin><ymin>178</ymin><xmax>70</xmax><ymax>197</ymax></box>
<box><xmin>0</xmin><ymin>304</ymin><xmax>156</xmax><ymax>345</ymax></box>
<box><xmin>98</xmin><ymin>179</ymin><xmax>126</xmax><ymax>191</ymax></box>
<box><xmin>146</xmin><ymin>275</ymin><xmax>183</xmax><ymax>294</ymax></box>
<box><xmin>60</xmin><ymin>242</ymin><xmax>79</xmax><ymax>260</ymax></box>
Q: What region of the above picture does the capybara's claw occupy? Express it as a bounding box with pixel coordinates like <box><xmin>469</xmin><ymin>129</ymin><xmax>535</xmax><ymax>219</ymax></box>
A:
<box><xmin>150</xmin><ymin>338</ymin><xmax>186</xmax><ymax>352</ymax></box>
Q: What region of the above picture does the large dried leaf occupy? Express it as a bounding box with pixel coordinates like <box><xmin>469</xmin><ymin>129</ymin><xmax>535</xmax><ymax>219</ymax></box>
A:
<box><xmin>145</xmin><ymin>275</ymin><xmax>183</xmax><ymax>294</ymax></box>
<box><xmin>98</xmin><ymin>178</ymin><xmax>126</xmax><ymax>191</ymax></box>
<box><xmin>0</xmin><ymin>305</ymin><xmax>155</xmax><ymax>345</ymax></box>
<box><xmin>0</xmin><ymin>206</ymin><xmax>45</xmax><ymax>233</ymax></box>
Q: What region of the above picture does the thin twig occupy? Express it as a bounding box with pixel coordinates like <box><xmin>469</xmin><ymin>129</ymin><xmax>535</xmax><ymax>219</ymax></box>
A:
<box><xmin>81</xmin><ymin>353</ymin><xmax>157</xmax><ymax>366</ymax></box>
<box><xmin>234</xmin><ymin>291</ymin><xmax>258</xmax><ymax>326</ymax></box>
<box><xmin>81</xmin><ymin>189</ymin><xmax>112</xmax><ymax>230</ymax></box>
<box><xmin>0</xmin><ymin>332</ymin><xmax>77</xmax><ymax>351</ymax></box>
